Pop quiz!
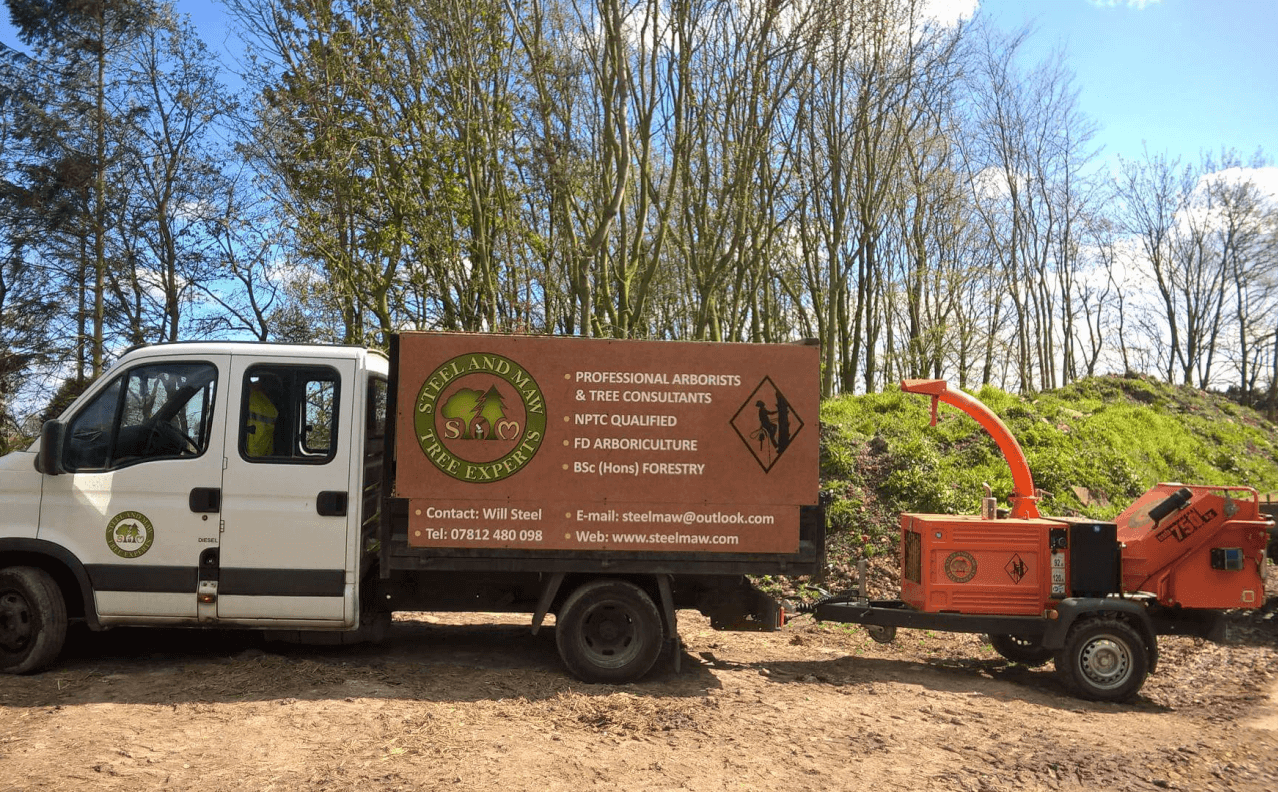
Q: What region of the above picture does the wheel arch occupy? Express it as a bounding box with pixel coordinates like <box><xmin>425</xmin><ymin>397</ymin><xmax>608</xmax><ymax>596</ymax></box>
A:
<box><xmin>1047</xmin><ymin>597</ymin><xmax>1158</xmax><ymax>673</ymax></box>
<box><xmin>550</xmin><ymin>573</ymin><xmax>672</xmax><ymax>637</ymax></box>
<box><xmin>0</xmin><ymin>538</ymin><xmax>99</xmax><ymax>630</ymax></box>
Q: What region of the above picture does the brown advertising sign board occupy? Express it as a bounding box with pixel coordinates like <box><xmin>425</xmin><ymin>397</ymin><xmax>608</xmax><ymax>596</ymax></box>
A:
<box><xmin>394</xmin><ymin>333</ymin><xmax>819</xmax><ymax>554</ymax></box>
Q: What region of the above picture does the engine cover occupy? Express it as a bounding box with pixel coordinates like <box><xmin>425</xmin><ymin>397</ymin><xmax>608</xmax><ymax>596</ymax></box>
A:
<box><xmin>900</xmin><ymin>513</ymin><xmax>1060</xmax><ymax>615</ymax></box>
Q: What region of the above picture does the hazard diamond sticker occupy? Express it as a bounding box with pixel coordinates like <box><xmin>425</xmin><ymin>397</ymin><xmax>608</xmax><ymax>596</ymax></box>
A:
<box><xmin>1005</xmin><ymin>553</ymin><xmax>1028</xmax><ymax>584</ymax></box>
<box><xmin>731</xmin><ymin>377</ymin><xmax>804</xmax><ymax>473</ymax></box>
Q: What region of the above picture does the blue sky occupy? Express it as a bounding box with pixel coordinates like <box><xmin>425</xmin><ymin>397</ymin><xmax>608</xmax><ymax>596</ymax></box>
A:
<box><xmin>3</xmin><ymin>0</ymin><xmax>1275</xmax><ymax>173</ymax></box>
<box><xmin>977</xmin><ymin>0</ymin><xmax>1277</xmax><ymax>170</ymax></box>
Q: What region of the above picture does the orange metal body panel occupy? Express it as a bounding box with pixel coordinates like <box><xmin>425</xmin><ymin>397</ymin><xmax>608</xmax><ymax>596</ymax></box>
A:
<box><xmin>900</xmin><ymin>513</ymin><xmax>1059</xmax><ymax>615</ymax></box>
<box><xmin>1115</xmin><ymin>484</ymin><xmax>1268</xmax><ymax>609</ymax></box>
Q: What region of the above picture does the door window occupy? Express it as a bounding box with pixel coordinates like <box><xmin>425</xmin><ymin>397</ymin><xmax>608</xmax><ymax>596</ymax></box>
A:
<box><xmin>63</xmin><ymin>362</ymin><xmax>218</xmax><ymax>471</ymax></box>
<box><xmin>240</xmin><ymin>365</ymin><xmax>341</xmax><ymax>464</ymax></box>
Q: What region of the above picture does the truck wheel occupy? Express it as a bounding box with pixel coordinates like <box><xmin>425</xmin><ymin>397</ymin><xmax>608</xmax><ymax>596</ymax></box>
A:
<box><xmin>1054</xmin><ymin>617</ymin><xmax>1149</xmax><ymax>702</ymax></box>
<box><xmin>0</xmin><ymin>567</ymin><xmax>68</xmax><ymax>674</ymax></box>
<box><xmin>989</xmin><ymin>634</ymin><xmax>1053</xmax><ymax>666</ymax></box>
<box><xmin>556</xmin><ymin>579</ymin><xmax>663</xmax><ymax>684</ymax></box>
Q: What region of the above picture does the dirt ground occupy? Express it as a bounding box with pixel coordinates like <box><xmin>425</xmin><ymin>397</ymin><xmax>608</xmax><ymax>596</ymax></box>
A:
<box><xmin>2</xmin><ymin>586</ymin><xmax>1277</xmax><ymax>792</ymax></box>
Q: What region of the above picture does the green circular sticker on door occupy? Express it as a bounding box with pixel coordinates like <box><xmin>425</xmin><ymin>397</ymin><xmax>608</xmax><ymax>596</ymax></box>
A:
<box><xmin>106</xmin><ymin>511</ymin><xmax>155</xmax><ymax>559</ymax></box>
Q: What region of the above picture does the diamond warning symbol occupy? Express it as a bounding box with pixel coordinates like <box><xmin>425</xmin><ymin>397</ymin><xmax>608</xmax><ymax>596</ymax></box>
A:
<box><xmin>1005</xmin><ymin>553</ymin><xmax>1028</xmax><ymax>584</ymax></box>
<box><xmin>731</xmin><ymin>377</ymin><xmax>804</xmax><ymax>473</ymax></box>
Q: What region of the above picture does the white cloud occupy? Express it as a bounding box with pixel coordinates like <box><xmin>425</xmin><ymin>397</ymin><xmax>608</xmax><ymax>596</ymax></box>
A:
<box><xmin>970</xmin><ymin>164</ymin><xmax>1030</xmax><ymax>203</ymax></box>
<box><xmin>1175</xmin><ymin>165</ymin><xmax>1278</xmax><ymax>236</ymax></box>
<box><xmin>1199</xmin><ymin>165</ymin><xmax>1278</xmax><ymax>199</ymax></box>
<box><xmin>923</xmin><ymin>0</ymin><xmax>979</xmax><ymax>27</ymax></box>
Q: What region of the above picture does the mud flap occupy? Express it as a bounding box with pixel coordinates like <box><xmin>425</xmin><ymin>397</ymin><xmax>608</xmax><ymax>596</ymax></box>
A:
<box><xmin>656</xmin><ymin>575</ymin><xmax>682</xmax><ymax>674</ymax></box>
<box><xmin>701</xmin><ymin>577</ymin><xmax>784</xmax><ymax>632</ymax></box>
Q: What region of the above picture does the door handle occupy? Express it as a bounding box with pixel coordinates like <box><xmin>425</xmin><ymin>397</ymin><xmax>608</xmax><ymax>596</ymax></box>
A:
<box><xmin>317</xmin><ymin>491</ymin><xmax>348</xmax><ymax>517</ymax></box>
<box><xmin>189</xmin><ymin>487</ymin><xmax>222</xmax><ymax>513</ymax></box>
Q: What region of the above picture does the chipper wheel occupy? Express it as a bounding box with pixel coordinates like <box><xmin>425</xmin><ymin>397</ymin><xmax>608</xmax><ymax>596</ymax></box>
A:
<box><xmin>1054</xmin><ymin>617</ymin><xmax>1150</xmax><ymax>702</ymax></box>
<box><xmin>989</xmin><ymin>634</ymin><xmax>1054</xmax><ymax>667</ymax></box>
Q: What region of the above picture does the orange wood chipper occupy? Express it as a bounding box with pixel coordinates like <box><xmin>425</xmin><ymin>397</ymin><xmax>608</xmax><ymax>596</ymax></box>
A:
<box><xmin>810</xmin><ymin>379</ymin><xmax>1274</xmax><ymax>702</ymax></box>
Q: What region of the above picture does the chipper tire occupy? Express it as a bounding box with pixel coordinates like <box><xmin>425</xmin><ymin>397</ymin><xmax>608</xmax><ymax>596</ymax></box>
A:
<box><xmin>556</xmin><ymin>579</ymin><xmax>664</xmax><ymax>684</ymax></box>
<box><xmin>0</xmin><ymin>567</ymin><xmax>68</xmax><ymax>674</ymax></box>
<box><xmin>1054</xmin><ymin>617</ymin><xmax>1149</xmax><ymax>703</ymax></box>
<box><xmin>989</xmin><ymin>634</ymin><xmax>1054</xmax><ymax>666</ymax></box>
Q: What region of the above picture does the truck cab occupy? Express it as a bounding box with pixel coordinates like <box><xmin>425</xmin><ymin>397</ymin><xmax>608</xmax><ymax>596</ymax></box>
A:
<box><xmin>1</xmin><ymin>343</ymin><xmax>388</xmax><ymax>672</ymax></box>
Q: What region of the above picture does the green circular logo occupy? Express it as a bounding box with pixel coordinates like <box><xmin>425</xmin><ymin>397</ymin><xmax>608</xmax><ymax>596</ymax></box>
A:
<box><xmin>106</xmin><ymin>511</ymin><xmax>155</xmax><ymax>559</ymax></box>
<box><xmin>414</xmin><ymin>353</ymin><xmax>546</xmax><ymax>483</ymax></box>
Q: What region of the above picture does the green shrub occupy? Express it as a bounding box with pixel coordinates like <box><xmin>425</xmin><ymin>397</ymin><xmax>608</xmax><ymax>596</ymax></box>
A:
<box><xmin>820</xmin><ymin>376</ymin><xmax>1278</xmax><ymax>534</ymax></box>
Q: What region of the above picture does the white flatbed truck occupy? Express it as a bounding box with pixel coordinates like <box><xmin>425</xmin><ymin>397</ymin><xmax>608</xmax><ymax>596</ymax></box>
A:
<box><xmin>0</xmin><ymin>333</ymin><xmax>824</xmax><ymax>682</ymax></box>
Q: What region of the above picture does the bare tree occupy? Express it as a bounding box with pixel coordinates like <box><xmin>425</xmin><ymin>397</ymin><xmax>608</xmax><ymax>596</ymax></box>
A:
<box><xmin>1115</xmin><ymin>148</ymin><xmax>1201</xmax><ymax>384</ymax></box>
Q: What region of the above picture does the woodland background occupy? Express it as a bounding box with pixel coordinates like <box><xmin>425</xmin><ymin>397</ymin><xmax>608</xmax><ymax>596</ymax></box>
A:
<box><xmin>2</xmin><ymin>0</ymin><xmax>1275</xmax><ymax>450</ymax></box>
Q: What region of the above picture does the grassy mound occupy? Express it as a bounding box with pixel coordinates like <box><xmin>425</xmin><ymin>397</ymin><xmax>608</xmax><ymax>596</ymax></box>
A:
<box><xmin>819</xmin><ymin>374</ymin><xmax>1278</xmax><ymax>562</ymax></box>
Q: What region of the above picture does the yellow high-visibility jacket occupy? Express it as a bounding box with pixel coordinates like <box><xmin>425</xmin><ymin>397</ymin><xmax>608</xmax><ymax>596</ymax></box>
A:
<box><xmin>247</xmin><ymin>388</ymin><xmax>278</xmax><ymax>456</ymax></box>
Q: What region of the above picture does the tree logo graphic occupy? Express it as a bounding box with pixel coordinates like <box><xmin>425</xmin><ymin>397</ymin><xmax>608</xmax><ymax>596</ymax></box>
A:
<box><xmin>105</xmin><ymin>511</ymin><xmax>155</xmax><ymax>559</ymax></box>
<box><xmin>440</xmin><ymin>385</ymin><xmax>514</xmax><ymax>440</ymax></box>
<box><xmin>414</xmin><ymin>353</ymin><xmax>546</xmax><ymax>483</ymax></box>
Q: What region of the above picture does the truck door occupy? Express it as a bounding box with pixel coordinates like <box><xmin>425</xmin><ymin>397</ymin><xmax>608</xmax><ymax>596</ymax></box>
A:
<box><xmin>215</xmin><ymin>355</ymin><xmax>356</xmax><ymax>624</ymax></box>
<box><xmin>39</xmin><ymin>356</ymin><xmax>228</xmax><ymax>620</ymax></box>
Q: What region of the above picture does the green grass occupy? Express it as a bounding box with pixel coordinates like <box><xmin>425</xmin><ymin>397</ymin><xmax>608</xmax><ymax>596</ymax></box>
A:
<box><xmin>820</xmin><ymin>374</ymin><xmax>1278</xmax><ymax>544</ymax></box>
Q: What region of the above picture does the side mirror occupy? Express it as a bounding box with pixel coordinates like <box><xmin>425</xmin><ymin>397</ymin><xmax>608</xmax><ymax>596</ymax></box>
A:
<box><xmin>35</xmin><ymin>420</ymin><xmax>66</xmax><ymax>476</ymax></box>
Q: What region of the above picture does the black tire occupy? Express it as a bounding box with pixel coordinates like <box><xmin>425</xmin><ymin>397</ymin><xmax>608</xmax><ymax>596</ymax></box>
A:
<box><xmin>0</xmin><ymin>567</ymin><xmax>68</xmax><ymax>674</ymax></box>
<box><xmin>989</xmin><ymin>634</ymin><xmax>1054</xmax><ymax>666</ymax></box>
<box><xmin>1054</xmin><ymin>617</ymin><xmax>1149</xmax><ymax>702</ymax></box>
<box><xmin>555</xmin><ymin>579</ymin><xmax>664</xmax><ymax>684</ymax></box>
